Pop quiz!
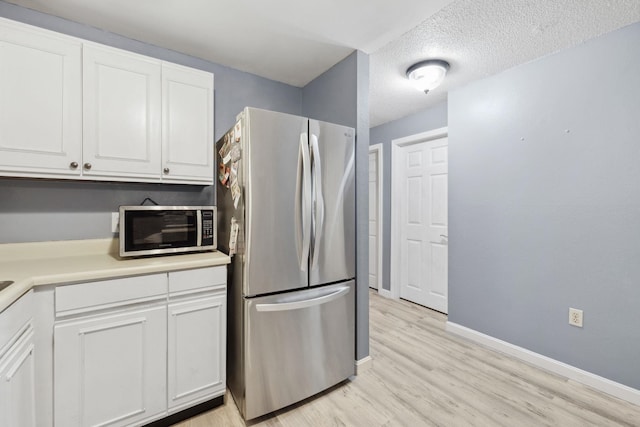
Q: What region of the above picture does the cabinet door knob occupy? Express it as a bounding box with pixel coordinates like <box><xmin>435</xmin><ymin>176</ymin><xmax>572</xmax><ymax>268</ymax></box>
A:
<box><xmin>70</xmin><ymin>162</ymin><xmax>79</xmax><ymax>170</ymax></box>
<box><xmin>163</xmin><ymin>167</ymin><xmax>170</xmax><ymax>174</ymax></box>
<box><xmin>83</xmin><ymin>163</ymin><xmax>92</xmax><ymax>170</ymax></box>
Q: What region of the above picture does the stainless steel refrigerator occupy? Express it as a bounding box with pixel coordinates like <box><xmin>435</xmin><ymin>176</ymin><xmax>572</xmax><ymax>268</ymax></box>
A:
<box><xmin>216</xmin><ymin>107</ymin><xmax>356</xmax><ymax>420</ymax></box>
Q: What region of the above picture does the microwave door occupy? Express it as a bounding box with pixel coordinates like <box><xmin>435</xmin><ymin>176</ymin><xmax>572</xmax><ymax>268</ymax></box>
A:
<box><xmin>120</xmin><ymin>208</ymin><xmax>198</xmax><ymax>256</ymax></box>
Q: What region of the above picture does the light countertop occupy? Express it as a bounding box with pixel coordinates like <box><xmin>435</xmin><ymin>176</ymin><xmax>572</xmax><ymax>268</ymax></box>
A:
<box><xmin>0</xmin><ymin>238</ymin><xmax>230</xmax><ymax>313</ymax></box>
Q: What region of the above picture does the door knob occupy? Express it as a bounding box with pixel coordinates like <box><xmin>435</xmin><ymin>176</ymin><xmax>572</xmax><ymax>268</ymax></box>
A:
<box><xmin>163</xmin><ymin>167</ymin><xmax>170</xmax><ymax>174</ymax></box>
<box><xmin>69</xmin><ymin>162</ymin><xmax>78</xmax><ymax>170</ymax></box>
<box><xmin>83</xmin><ymin>163</ymin><xmax>92</xmax><ymax>170</ymax></box>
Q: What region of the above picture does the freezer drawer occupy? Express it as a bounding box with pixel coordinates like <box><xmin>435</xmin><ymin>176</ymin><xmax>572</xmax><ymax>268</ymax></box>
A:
<box><xmin>243</xmin><ymin>281</ymin><xmax>355</xmax><ymax>420</ymax></box>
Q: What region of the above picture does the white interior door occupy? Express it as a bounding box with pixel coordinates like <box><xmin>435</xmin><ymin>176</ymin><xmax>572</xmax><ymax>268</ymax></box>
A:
<box><xmin>368</xmin><ymin>148</ymin><xmax>380</xmax><ymax>289</ymax></box>
<box><xmin>397</xmin><ymin>135</ymin><xmax>448</xmax><ymax>313</ymax></box>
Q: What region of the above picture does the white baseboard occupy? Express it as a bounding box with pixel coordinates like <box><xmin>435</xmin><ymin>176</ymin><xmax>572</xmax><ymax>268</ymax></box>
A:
<box><xmin>355</xmin><ymin>355</ymin><xmax>373</xmax><ymax>374</ymax></box>
<box><xmin>446</xmin><ymin>321</ymin><xmax>640</xmax><ymax>406</ymax></box>
<box><xmin>377</xmin><ymin>288</ymin><xmax>393</xmax><ymax>299</ymax></box>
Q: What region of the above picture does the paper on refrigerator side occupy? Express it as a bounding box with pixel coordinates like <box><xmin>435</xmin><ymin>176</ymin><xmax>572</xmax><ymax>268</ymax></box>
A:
<box><xmin>218</xmin><ymin>120</ymin><xmax>243</xmax><ymax>211</ymax></box>
<box><xmin>228</xmin><ymin>217</ymin><xmax>239</xmax><ymax>256</ymax></box>
<box><xmin>229</xmin><ymin>144</ymin><xmax>241</xmax><ymax>162</ymax></box>
<box><xmin>218</xmin><ymin>162</ymin><xmax>230</xmax><ymax>186</ymax></box>
<box><xmin>230</xmin><ymin>161</ymin><xmax>240</xmax><ymax>209</ymax></box>
<box><xmin>218</xmin><ymin>133</ymin><xmax>231</xmax><ymax>164</ymax></box>
<box><xmin>234</xmin><ymin>121</ymin><xmax>241</xmax><ymax>142</ymax></box>
<box><xmin>218</xmin><ymin>133</ymin><xmax>231</xmax><ymax>187</ymax></box>
<box><xmin>230</xmin><ymin>177</ymin><xmax>241</xmax><ymax>209</ymax></box>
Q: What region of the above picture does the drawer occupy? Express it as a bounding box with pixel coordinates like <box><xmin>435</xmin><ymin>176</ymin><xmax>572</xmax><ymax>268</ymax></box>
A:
<box><xmin>244</xmin><ymin>281</ymin><xmax>355</xmax><ymax>419</ymax></box>
<box><xmin>0</xmin><ymin>290</ymin><xmax>33</xmax><ymax>356</ymax></box>
<box><xmin>168</xmin><ymin>266</ymin><xmax>226</xmax><ymax>297</ymax></box>
<box><xmin>55</xmin><ymin>274</ymin><xmax>167</xmax><ymax>317</ymax></box>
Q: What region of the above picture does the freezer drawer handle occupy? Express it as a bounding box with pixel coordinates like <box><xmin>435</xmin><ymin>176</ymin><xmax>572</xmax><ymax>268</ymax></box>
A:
<box><xmin>255</xmin><ymin>286</ymin><xmax>350</xmax><ymax>312</ymax></box>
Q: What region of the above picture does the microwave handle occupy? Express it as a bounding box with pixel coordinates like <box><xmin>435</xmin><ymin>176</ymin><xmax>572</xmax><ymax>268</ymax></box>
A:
<box><xmin>197</xmin><ymin>210</ymin><xmax>202</xmax><ymax>247</ymax></box>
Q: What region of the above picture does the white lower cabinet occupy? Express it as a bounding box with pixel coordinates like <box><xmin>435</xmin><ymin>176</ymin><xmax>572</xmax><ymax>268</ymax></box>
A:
<box><xmin>54</xmin><ymin>305</ymin><xmax>167</xmax><ymax>427</ymax></box>
<box><xmin>0</xmin><ymin>325</ymin><xmax>37</xmax><ymax>427</ymax></box>
<box><xmin>0</xmin><ymin>290</ymin><xmax>37</xmax><ymax>427</ymax></box>
<box><xmin>51</xmin><ymin>266</ymin><xmax>226</xmax><ymax>426</ymax></box>
<box><xmin>168</xmin><ymin>294</ymin><xmax>226</xmax><ymax>412</ymax></box>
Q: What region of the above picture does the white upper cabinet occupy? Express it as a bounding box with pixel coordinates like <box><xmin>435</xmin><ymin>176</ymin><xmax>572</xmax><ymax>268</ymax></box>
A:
<box><xmin>83</xmin><ymin>43</ymin><xmax>162</xmax><ymax>181</ymax></box>
<box><xmin>0</xmin><ymin>18</ymin><xmax>214</xmax><ymax>185</ymax></box>
<box><xmin>0</xmin><ymin>18</ymin><xmax>82</xmax><ymax>177</ymax></box>
<box><xmin>162</xmin><ymin>62</ymin><xmax>214</xmax><ymax>184</ymax></box>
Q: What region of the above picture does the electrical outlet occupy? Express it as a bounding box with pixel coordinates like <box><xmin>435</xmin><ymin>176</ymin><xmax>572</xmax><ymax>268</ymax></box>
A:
<box><xmin>569</xmin><ymin>308</ymin><xmax>583</xmax><ymax>327</ymax></box>
<box><xmin>111</xmin><ymin>212</ymin><xmax>120</xmax><ymax>233</ymax></box>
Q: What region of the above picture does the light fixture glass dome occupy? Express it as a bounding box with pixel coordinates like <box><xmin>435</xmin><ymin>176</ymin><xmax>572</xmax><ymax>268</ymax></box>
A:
<box><xmin>406</xmin><ymin>59</ymin><xmax>450</xmax><ymax>93</ymax></box>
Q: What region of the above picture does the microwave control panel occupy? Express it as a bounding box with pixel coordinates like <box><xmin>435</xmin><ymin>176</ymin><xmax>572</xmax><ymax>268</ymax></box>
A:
<box><xmin>202</xmin><ymin>209</ymin><xmax>215</xmax><ymax>247</ymax></box>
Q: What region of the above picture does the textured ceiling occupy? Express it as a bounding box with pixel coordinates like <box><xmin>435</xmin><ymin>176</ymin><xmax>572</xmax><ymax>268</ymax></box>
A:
<box><xmin>4</xmin><ymin>0</ymin><xmax>453</xmax><ymax>86</ymax></box>
<box><xmin>370</xmin><ymin>0</ymin><xmax>640</xmax><ymax>127</ymax></box>
<box><xmin>5</xmin><ymin>0</ymin><xmax>640</xmax><ymax>127</ymax></box>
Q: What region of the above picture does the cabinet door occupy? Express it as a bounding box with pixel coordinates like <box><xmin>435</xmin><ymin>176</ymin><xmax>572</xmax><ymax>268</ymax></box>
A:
<box><xmin>54</xmin><ymin>305</ymin><xmax>167</xmax><ymax>427</ymax></box>
<box><xmin>0</xmin><ymin>19</ymin><xmax>82</xmax><ymax>177</ymax></box>
<box><xmin>161</xmin><ymin>62</ymin><xmax>214</xmax><ymax>184</ymax></box>
<box><xmin>167</xmin><ymin>294</ymin><xmax>226</xmax><ymax>412</ymax></box>
<box><xmin>0</xmin><ymin>326</ymin><xmax>37</xmax><ymax>427</ymax></box>
<box><xmin>83</xmin><ymin>43</ymin><xmax>161</xmax><ymax>181</ymax></box>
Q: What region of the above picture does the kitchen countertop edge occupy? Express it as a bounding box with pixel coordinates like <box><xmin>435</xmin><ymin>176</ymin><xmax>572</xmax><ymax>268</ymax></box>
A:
<box><xmin>0</xmin><ymin>238</ymin><xmax>231</xmax><ymax>313</ymax></box>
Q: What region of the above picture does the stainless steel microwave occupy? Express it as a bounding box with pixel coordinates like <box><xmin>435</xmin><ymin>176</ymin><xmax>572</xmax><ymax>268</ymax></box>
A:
<box><xmin>119</xmin><ymin>205</ymin><xmax>216</xmax><ymax>257</ymax></box>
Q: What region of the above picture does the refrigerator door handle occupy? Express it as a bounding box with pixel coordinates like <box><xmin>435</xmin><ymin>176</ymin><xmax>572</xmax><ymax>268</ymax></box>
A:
<box><xmin>255</xmin><ymin>286</ymin><xmax>350</xmax><ymax>312</ymax></box>
<box><xmin>295</xmin><ymin>132</ymin><xmax>312</xmax><ymax>271</ymax></box>
<box><xmin>310</xmin><ymin>134</ymin><xmax>325</xmax><ymax>271</ymax></box>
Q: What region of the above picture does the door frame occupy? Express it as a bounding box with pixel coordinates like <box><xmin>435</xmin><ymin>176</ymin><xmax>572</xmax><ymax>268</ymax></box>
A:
<box><xmin>368</xmin><ymin>144</ymin><xmax>385</xmax><ymax>296</ymax></box>
<box><xmin>390</xmin><ymin>127</ymin><xmax>448</xmax><ymax>300</ymax></box>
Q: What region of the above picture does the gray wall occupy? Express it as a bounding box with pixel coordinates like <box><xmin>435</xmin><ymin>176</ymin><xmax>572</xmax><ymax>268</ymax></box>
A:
<box><xmin>448</xmin><ymin>22</ymin><xmax>640</xmax><ymax>389</ymax></box>
<box><xmin>0</xmin><ymin>179</ymin><xmax>214</xmax><ymax>242</ymax></box>
<box><xmin>369</xmin><ymin>102</ymin><xmax>448</xmax><ymax>291</ymax></box>
<box><xmin>0</xmin><ymin>1</ymin><xmax>301</xmax><ymax>243</ymax></box>
<box><xmin>354</xmin><ymin>52</ymin><xmax>370</xmax><ymax>362</ymax></box>
<box><xmin>302</xmin><ymin>51</ymin><xmax>371</xmax><ymax>361</ymax></box>
<box><xmin>302</xmin><ymin>53</ymin><xmax>356</xmax><ymax>126</ymax></box>
<box><xmin>0</xmin><ymin>1</ymin><xmax>372</xmax><ymax>362</ymax></box>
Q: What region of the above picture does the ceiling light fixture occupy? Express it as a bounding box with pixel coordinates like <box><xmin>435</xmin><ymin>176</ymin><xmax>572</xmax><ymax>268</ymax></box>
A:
<box><xmin>406</xmin><ymin>59</ymin><xmax>450</xmax><ymax>94</ymax></box>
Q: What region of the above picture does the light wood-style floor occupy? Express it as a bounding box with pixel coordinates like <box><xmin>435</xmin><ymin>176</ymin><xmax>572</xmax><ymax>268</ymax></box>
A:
<box><xmin>176</xmin><ymin>290</ymin><xmax>640</xmax><ymax>426</ymax></box>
